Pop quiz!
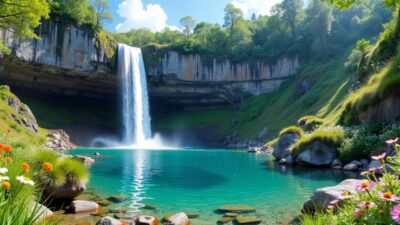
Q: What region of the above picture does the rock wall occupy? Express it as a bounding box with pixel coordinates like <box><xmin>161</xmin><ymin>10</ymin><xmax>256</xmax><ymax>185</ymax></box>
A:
<box><xmin>147</xmin><ymin>50</ymin><xmax>301</xmax><ymax>95</ymax></box>
<box><xmin>0</xmin><ymin>20</ymin><xmax>110</xmax><ymax>72</ymax></box>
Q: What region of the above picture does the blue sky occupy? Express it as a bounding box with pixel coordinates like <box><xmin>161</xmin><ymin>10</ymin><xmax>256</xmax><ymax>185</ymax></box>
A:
<box><xmin>104</xmin><ymin>0</ymin><xmax>282</xmax><ymax>33</ymax></box>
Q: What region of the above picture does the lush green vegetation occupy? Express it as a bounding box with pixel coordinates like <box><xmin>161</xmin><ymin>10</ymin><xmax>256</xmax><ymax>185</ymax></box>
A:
<box><xmin>290</xmin><ymin>126</ymin><xmax>345</xmax><ymax>154</ymax></box>
<box><xmin>0</xmin><ymin>87</ymin><xmax>87</xmax><ymax>224</ymax></box>
<box><xmin>298</xmin><ymin>115</ymin><xmax>325</xmax><ymax>130</ymax></box>
<box><xmin>113</xmin><ymin>0</ymin><xmax>390</xmax><ymax>62</ymax></box>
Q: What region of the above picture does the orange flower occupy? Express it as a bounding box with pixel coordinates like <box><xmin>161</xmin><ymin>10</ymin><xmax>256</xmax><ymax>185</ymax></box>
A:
<box><xmin>4</xmin><ymin>157</ymin><xmax>12</xmax><ymax>163</ymax></box>
<box><xmin>0</xmin><ymin>144</ymin><xmax>3</xmax><ymax>149</ymax></box>
<box><xmin>1</xmin><ymin>181</ymin><xmax>10</xmax><ymax>189</ymax></box>
<box><xmin>42</xmin><ymin>162</ymin><xmax>53</xmax><ymax>172</ymax></box>
<box><xmin>3</xmin><ymin>145</ymin><xmax>12</xmax><ymax>152</ymax></box>
<box><xmin>21</xmin><ymin>163</ymin><xmax>30</xmax><ymax>173</ymax></box>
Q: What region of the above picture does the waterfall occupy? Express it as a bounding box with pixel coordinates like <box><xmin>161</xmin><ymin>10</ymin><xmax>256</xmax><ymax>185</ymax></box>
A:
<box><xmin>118</xmin><ymin>44</ymin><xmax>152</xmax><ymax>145</ymax></box>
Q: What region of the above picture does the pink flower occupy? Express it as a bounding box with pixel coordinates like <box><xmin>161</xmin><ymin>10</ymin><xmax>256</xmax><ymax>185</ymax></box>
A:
<box><xmin>386</xmin><ymin>137</ymin><xmax>399</xmax><ymax>145</ymax></box>
<box><xmin>372</xmin><ymin>152</ymin><xmax>387</xmax><ymax>161</ymax></box>
<box><xmin>391</xmin><ymin>205</ymin><xmax>400</xmax><ymax>224</ymax></box>
<box><xmin>369</xmin><ymin>166</ymin><xmax>383</xmax><ymax>172</ymax></box>
<box><xmin>379</xmin><ymin>191</ymin><xmax>399</xmax><ymax>202</ymax></box>
<box><xmin>358</xmin><ymin>201</ymin><xmax>377</xmax><ymax>209</ymax></box>
<box><xmin>356</xmin><ymin>180</ymin><xmax>376</xmax><ymax>192</ymax></box>
<box><xmin>352</xmin><ymin>208</ymin><xmax>365</xmax><ymax>218</ymax></box>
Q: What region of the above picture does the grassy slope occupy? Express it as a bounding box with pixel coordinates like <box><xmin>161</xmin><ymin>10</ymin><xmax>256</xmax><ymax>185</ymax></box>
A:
<box><xmin>152</xmin><ymin>50</ymin><xmax>352</xmax><ymax>140</ymax></box>
<box><xmin>0</xmin><ymin>87</ymin><xmax>46</xmax><ymax>144</ymax></box>
<box><xmin>235</xmin><ymin>51</ymin><xmax>352</xmax><ymax>139</ymax></box>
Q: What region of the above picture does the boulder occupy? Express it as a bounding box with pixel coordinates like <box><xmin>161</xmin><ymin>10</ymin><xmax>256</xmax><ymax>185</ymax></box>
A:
<box><xmin>165</xmin><ymin>212</ymin><xmax>190</xmax><ymax>225</ymax></box>
<box><xmin>343</xmin><ymin>160</ymin><xmax>361</xmax><ymax>171</ymax></box>
<box><xmin>360</xmin><ymin>159</ymin><xmax>369</xmax><ymax>168</ymax></box>
<box><xmin>303</xmin><ymin>179</ymin><xmax>359</xmax><ymax>212</ymax></box>
<box><xmin>218</xmin><ymin>217</ymin><xmax>232</xmax><ymax>224</ymax></box>
<box><xmin>279</xmin><ymin>155</ymin><xmax>294</xmax><ymax>166</ymax></box>
<box><xmin>272</xmin><ymin>133</ymin><xmax>299</xmax><ymax>160</ymax></box>
<box><xmin>296</xmin><ymin>141</ymin><xmax>337</xmax><ymax>166</ymax></box>
<box><xmin>235</xmin><ymin>216</ymin><xmax>262</xmax><ymax>224</ymax></box>
<box><xmin>45</xmin><ymin>129</ymin><xmax>77</xmax><ymax>151</ymax></box>
<box><xmin>96</xmin><ymin>216</ymin><xmax>122</xmax><ymax>225</ymax></box>
<box><xmin>43</xmin><ymin>178</ymin><xmax>86</xmax><ymax>200</ymax></box>
<box><xmin>133</xmin><ymin>215</ymin><xmax>159</xmax><ymax>225</ymax></box>
<box><xmin>29</xmin><ymin>202</ymin><xmax>53</xmax><ymax>222</ymax></box>
<box><xmin>69</xmin><ymin>200</ymin><xmax>99</xmax><ymax>214</ymax></box>
<box><xmin>218</xmin><ymin>205</ymin><xmax>256</xmax><ymax>213</ymax></box>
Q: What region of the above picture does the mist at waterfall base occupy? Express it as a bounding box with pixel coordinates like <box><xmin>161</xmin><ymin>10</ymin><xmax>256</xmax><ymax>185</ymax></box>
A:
<box><xmin>91</xmin><ymin>44</ymin><xmax>175</xmax><ymax>149</ymax></box>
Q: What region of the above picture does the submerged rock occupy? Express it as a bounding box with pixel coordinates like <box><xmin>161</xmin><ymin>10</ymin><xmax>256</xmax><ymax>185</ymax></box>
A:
<box><xmin>218</xmin><ymin>217</ymin><xmax>232</xmax><ymax>224</ymax></box>
<box><xmin>69</xmin><ymin>200</ymin><xmax>99</xmax><ymax>214</ymax></box>
<box><xmin>108</xmin><ymin>195</ymin><xmax>129</xmax><ymax>203</ymax></box>
<box><xmin>73</xmin><ymin>155</ymin><xmax>95</xmax><ymax>165</ymax></box>
<box><xmin>235</xmin><ymin>216</ymin><xmax>262</xmax><ymax>224</ymax></box>
<box><xmin>303</xmin><ymin>179</ymin><xmax>359</xmax><ymax>212</ymax></box>
<box><xmin>165</xmin><ymin>212</ymin><xmax>190</xmax><ymax>225</ymax></box>
<box><xmin>218</xmin><ymin>205</ymin><xmax>256</xmax><ymax>213</ymax></box>
<box><xmin>273</xmin><ymin>133</ymin><xmax>299</xmax><ymax>160</ymax></box>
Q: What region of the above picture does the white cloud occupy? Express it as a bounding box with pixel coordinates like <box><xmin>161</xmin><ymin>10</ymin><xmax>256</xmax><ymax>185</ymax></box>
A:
<box><xmin>116</xmin><ymin>0</ymin><xmax>169</xmax><ymax>32</ymax></box>
<box><xmin>231</xmin><ymin>0</ymin><xmax>282</xmax><ymax>17</ymax></box>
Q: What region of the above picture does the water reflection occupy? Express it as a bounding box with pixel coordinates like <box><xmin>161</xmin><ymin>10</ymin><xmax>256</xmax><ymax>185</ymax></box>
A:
<box><xmin>121</xmin><ymin>150</ymin><xmax>152</xmax><ymax>212</ymax></box>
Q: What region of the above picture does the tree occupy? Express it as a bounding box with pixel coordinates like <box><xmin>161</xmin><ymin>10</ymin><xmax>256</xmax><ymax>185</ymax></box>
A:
<box><xmin>91</xmin><ymin>0</ymin><xmax>112</xmax><ymax>30</ymax></box>
<box><xmin>194</xmin><ymin>22</ymin><xmax>214</xmax><ymax>47</ymax></box>
<box><xmin>277</xmin><ymin>0</ymin><xmax>304</xmax><ymax>39</ymax></box>
<box><xmin>180</xmin><ymin>16</ymin><xmax>196</xmax><ymax>37</ymax></box>
<box><xmin>307</xmin><ymin>0</ymin><xmax>334</xmax><ymax>52</ymax></box>
<box><xmin>0</xmin><ymin>0</ymin><xmax>50</xmax><ymax>53</ymax></box>
<box><xmin>223</xmin><ymin>3</ymin><xmax>243</xmax><ymax>49</ymax></box>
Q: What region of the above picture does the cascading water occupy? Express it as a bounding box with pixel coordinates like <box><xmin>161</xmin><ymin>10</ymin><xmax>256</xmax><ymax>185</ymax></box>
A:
<box><xmin>118</xmin><ymin>44</ymin><xmax>152</xmax><ymax>145</ymax></box>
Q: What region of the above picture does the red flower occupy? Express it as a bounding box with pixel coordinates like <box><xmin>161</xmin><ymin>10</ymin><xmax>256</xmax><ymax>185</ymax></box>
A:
<box><xmin>2</xmin><ymin>145</ymin><xmax>12</xmax><ymax>152</ymax></box>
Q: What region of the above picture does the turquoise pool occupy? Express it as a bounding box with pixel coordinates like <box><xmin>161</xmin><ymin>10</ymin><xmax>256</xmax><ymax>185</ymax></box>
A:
<box><xmin>70</xmin><ymin>149</ymin><xmax>353</xmax><ymax>224</ymax></box>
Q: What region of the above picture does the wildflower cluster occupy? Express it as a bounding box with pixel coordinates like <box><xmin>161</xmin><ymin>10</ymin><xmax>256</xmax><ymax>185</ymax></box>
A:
<box><xmin>326</xmin><ymin>137</ymin><xmax>400</xmax><ymax>224</ymax></box>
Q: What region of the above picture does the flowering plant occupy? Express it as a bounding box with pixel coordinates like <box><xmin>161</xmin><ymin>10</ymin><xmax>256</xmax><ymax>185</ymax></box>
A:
<box><xmin>303</xmin><ymin>138</ymin><xmax>400</xmax><ymax>225</ymax></box>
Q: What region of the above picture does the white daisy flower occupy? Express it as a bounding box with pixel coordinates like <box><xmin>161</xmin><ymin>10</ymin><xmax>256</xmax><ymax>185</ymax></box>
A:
<box><xmin>16</xmin><ymin>176</ymin><xmax>35</xmax><ymax>186</ymax></box>
<box><xmin>0</xmin><ymin>175</ymin><xmax>9</xmax><ymax>182</ymax></box>
<box><xmin>0</xmin><ymin>168</ymin><xmax>8</xmax><ymax>174</ymax></box>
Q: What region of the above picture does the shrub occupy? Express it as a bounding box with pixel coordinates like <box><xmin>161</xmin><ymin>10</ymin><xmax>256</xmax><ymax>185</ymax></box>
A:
<box><xmin>57</xmin><ymin>158</ymin><xmax>88</xmax><ymax>185</ymax></box>
<box><xmin>338</xmin><ymin>125</ymin><xmax>382</xmax><ymax>162</ymax></box>
<box><xmin>291</xmin><ymin>126</ymin><xmax>345</xmax><ymax>154</ymax></box>
<box><xmin>301</xmin><ymin>139</ymin><xmax>400</xmax><ymax>225</ymax></box>
<box><xmin>279</xmin><ymin>126</ymin><xmax>304</xmax><ymax>137</ymax></box>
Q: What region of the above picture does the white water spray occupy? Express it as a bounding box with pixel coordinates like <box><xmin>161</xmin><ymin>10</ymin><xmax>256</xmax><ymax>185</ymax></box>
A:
<box><xmin>119</xmin><ymin>44</ymin><xmax>152</xmax><ymax>145</ymax></box>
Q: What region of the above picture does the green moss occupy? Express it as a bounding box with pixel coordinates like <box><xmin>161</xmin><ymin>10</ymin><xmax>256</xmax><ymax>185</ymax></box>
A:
<box><xmin>298</xmin><ymin>115</ymin><xmax>324</xmax><ymax>128</ymax></box>
<box><xmin>290</xmin><ymin>126</ymin><xmax>345</xmax><ymax>154</ymax></box>
<box><xmin>279</xmin><ymin>126</ymin><xmax>304</xmax><ymax>137</ymax></box>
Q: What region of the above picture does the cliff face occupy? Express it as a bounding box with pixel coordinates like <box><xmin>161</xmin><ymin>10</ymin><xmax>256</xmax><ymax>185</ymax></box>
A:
<box><xmin>147</xmin><ymin>50</ymin><xmax>301</xmax><ymax>96</ymax></box>
<box><xmin>0</xmin><ymin>20</ymin><xmax>110</xmax><ymax>71</ymax></box>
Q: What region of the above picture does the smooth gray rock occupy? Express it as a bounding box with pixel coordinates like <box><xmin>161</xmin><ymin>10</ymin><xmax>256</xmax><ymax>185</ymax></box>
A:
<box><xmin>272</xmin><ymin>133</ymin><xmax>299</xmax><ymax>160</ymax></box>
<box><xmin>296</xmin><ymin>141</ymin><xmax>337</xmax><ymax>166</ymax></box>
<box><xmin>43</xmin><ymin>178</ymin><xmax>86</xmax><ymax>200</ymax></box>
<box><xmin>70</xmin><ymin>200</ymin><xmax>99</xmax><ymax>213</ymax></box>
<box><xmin>303</xmin><ymin>179</ymin><xmax>359</xmax><ymax>212</ymax></box>
<box><xmin>96</xmin><ymin>216</ymin><xmax>122</xmax><ymax>225</ymax></box>
<box><xmin>331</xmin><ymin>159</ymin><xmax>343</xmax><ymax>168</ymax></box>
<box><xmin>73</xmin><ymin>155</ymin><xmax>95</xmax><ymax>164</ymax></box>
<box><xmin>133</xmin><ymin>215</ymin><xmax>159</xmax><ymax>225</ymax></box>
<box><xmin>165</xmin><ymin>212</ymin><xmax>190</xmax><ymax>225</ymax></box>
<box><xmin>29</xmin><ymin>202</ymin><xmax>53</xmax><ymax>222</ymax></box>
<box><xmin>343</xmin><ymin>160</ymin><xmax>361</xmax><ymax>171</ymax></box>
<box><xmin>360</xmin><ymin>159</ymin><xmax>369</xmax><ymax>168</ymax></box>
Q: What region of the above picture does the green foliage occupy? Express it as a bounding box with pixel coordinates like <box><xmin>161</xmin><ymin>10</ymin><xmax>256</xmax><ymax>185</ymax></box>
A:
<box><xmin>279</xmin><ymin>126</ymin><xmax>304</xmax><ymax>137</ymax></box>
<box><xmin>113</xmin><ymin>0</ymin><xmax>390</xmax><ymax>62</ymax></box>
<box><xmin>56</xmin><ymin>158</ymin><xmax>88</xmax><ymax>184</ymax></box>
<box><xmin>291</xmin><ymin>126</ymin><xmax>345</xmax><ymax>154</ymax></box>
<box><xmin>0</xmin><ymin>0</ymin><xmax>50</xmax><ymax>54</ymax></box>
<box><xmin>48</xmin><ymin>0</ymin><xmax>112</xmax><ymax>29</ymax></box>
